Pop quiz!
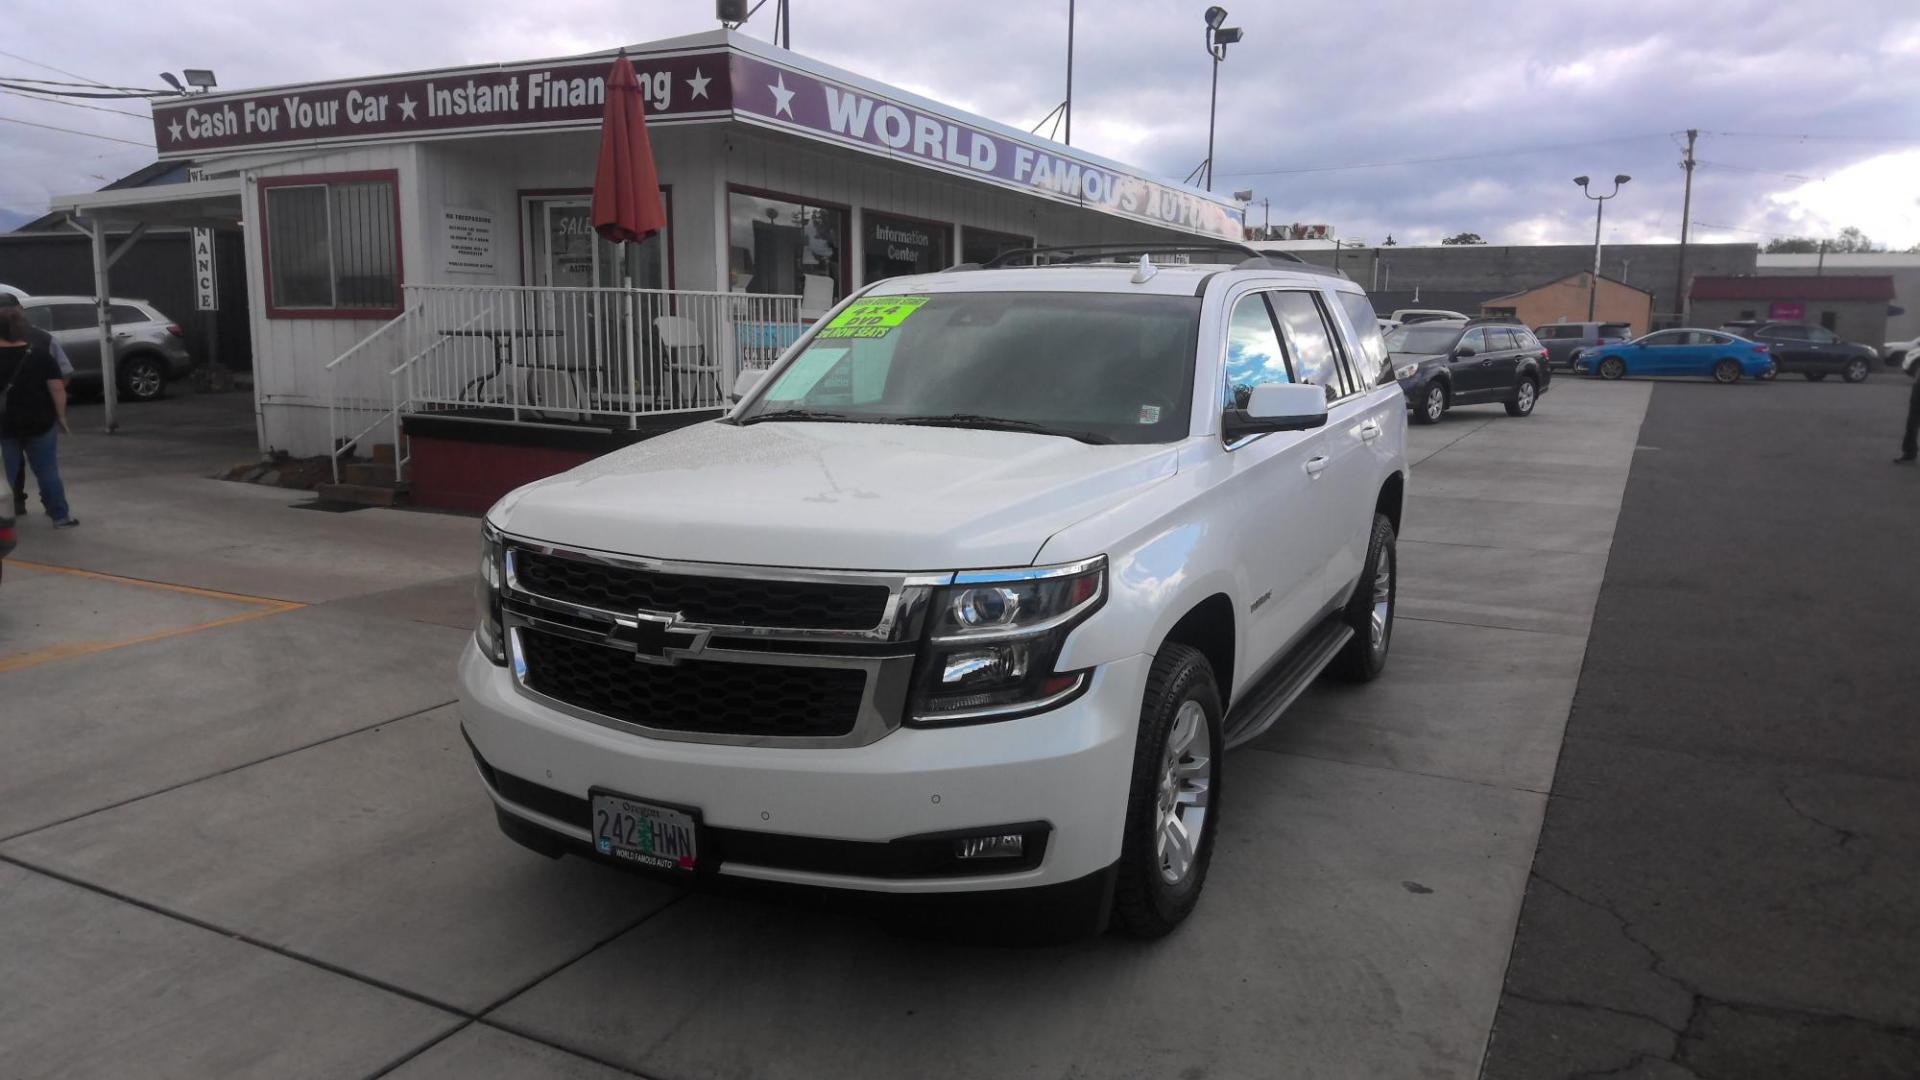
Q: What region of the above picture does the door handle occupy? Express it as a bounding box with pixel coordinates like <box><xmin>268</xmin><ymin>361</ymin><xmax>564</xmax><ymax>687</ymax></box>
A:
<box><xmin>1304</xmin><ymin>455</ymin><xmax>1330</xmax><ymax>478</ymax></box>
<box><xmin>1358</xmin><ymin>421</ymin><xmax>1381</xmax><ymax>442</ymax></box>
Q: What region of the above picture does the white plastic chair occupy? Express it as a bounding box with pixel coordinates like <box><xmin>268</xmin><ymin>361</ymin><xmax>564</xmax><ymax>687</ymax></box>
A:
<box><xmin>655</xmin><ymin>314</ymin><xmax>722</xmax><ymax>407</ymax></box>
<box><xmin>800</xmin><ymin>274</ymin><xmax>834</xmax><ymax>321</ymax></box>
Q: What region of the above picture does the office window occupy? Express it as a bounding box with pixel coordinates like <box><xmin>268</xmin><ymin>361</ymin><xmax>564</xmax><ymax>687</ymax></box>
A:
<box><xmin>262</xmin><ymin>174</ymin><xmax>400</xmax><ymax>316</ymax></box>
<box><xmin>961</xmin><ymin>226</ymin><xmax>1034</xmax><ymax>266</ymax></box>
<box><xmin>864</xmin><ymin>212</ymin><xmax>952</xmax><ymax>283</ymax></box>
<box><xmin>728</xmin><ymin>189</ymin><xmax>846</xmax><ymax>310</ymax></box>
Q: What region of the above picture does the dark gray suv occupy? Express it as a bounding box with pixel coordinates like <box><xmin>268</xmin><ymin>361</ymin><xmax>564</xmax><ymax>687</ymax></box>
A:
<box><xmin>1533</xmin><ymin>321</ymin><xmax>1632</xmax><ymax>369</ymax></box>
<box><xmin>21</xmin><ymin>295</ymin><xmax>195</xmax><ymax>400</ymax></box>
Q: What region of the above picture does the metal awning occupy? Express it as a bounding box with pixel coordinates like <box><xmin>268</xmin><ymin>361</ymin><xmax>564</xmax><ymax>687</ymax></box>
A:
<box><xmin>43</xmin><ymin>177</ymin><xmax>246</xmax><ymax>433</ymax></box>
<box><xmin>48</xmin><ymin>177</ymin><xmax>244</xmax><ymax>230</ymax></box>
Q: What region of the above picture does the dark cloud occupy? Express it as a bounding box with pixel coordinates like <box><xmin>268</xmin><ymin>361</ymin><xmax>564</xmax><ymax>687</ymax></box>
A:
<box><xmin>5</xmin><ymin>0</ymin><xmax>1917</xmax><ymax>244</ymax></box>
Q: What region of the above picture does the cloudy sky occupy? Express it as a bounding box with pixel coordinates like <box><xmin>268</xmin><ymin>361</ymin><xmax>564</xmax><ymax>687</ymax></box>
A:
<box><xmin>5</xmin><ymin>0</ymin><xmax>1918</xmax><ymax>247</ymax></box>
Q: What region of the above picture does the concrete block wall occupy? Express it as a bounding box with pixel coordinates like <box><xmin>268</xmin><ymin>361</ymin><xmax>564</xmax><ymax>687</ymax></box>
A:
<box><xmin>1290</xmin><ymin>243</ymin><xmax>1759</xmax><ymax>318</ymax></box>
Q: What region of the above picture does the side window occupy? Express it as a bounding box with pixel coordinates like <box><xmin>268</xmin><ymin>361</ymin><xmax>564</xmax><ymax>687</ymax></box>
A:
<box><xmin>1535</xmin><ymin>326</ymin><xmax>1567</xmax><ymax>340</ymax></box>
<box><xmin>1770</xmin><ymin>325</ymin><xmax>1809</xmax><ymax>341</ymax></box>
<box><xmin>1488</xmin><ymin>328</ymin><xmax>1518</xmax><ymax>350</ymax></box>
<box><xmin>1809</xmin><ymin>325</ymin><xmax>1838</xmax><ymax>343</ymax></box>
<box><xmin>1223</xmin><ymin>292</ymin><xmax>1290</xmax><ymax>410</ymax></box>
<box><xmin>1457</xmin><ymin>328</ymin><xmax>1488</xmax><ymax>354</ymax></box>
<box><xmin>1267</xmin><ymin>290</ymin><xmax>1350</xmax><ymax>400</ymax></box>
<box><xmin>51</xmin><ymin>303</ymin><xmax>96</xmax><ymax>331</ymax></box>
<box><xmin>109</xmin><ymin>304</ymin><xmax>149</xmax><ymax>325</ymax></box>
<box><xmin>1335</xmin><ymin>291</ymin><xmax>1389</xmax><ymax>387</ymax></box>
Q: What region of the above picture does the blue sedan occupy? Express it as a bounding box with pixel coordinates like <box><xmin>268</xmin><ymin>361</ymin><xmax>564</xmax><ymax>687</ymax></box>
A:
<box><xmin>1575</xmin><ymin>329</ymin><xmax>1775</xmax><ymax>383</ymax></box>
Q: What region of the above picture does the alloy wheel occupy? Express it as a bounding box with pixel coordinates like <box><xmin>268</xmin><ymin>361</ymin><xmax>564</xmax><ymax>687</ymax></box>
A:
<box><xmin>1425</xmin><ymin>386</ymin><xmax>1446</xmax><ymax>422</ymax></box>
<box><xmin>1515</xmin><ymin>381</ymin><xmax>1536</xmax><ymax>413</ymax></box>
<box><xmin>1370</xmin><ymin>541</ymin><xmax>1394</xmax><ymax>656</ymax></box>
<box><xmin>1846</xmin><ymin>359</ymin><xmax>1869</xmax><ymax>382</ymax></box>
<box><xmin>1713</xmin><ymin>360</ymin><xmax>1739</xmax><ymax>383</ymax></box>
<box><xmin>1156</xmin><ymin>701</ymin><xmax>1213</xmax><ymax>886</ymax></box>
<box><xmin>125</xmin><ymin>362</ymin><xmax>164</xmax><ymax>400</ymax></box>
<box><xmin>1600</xmin><ymin>357</ymin><xmax>1625</xmax><ymax>380</ymax></box>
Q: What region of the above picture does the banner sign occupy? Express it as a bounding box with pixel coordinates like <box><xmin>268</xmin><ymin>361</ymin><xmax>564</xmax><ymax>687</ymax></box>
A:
<box><xmin>727</xmin><ymin>55</ymin><xmax>1242</xmax><ymax>240</ymax></box>
<box><xmin>1768</xmin><ymin>300</ymin><xmax>1805</xmax><ymax>320</ymax></box>
<box><xmin>152</xmin><ymin>43</ymin><xmax>1241</xmax><ymax>241</ymax></box>
<box><xmin>153</xmin><ymin>51</ymin><xmax>731</xmax><ymax>157</ymax></box>
<box><xmin>192</xmin><ymin>227</ymin><xmax>218</xmax><ymax>311</ymax></box>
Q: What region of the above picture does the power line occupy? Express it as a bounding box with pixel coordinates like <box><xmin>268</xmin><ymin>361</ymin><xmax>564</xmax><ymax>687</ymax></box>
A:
<box><xmin>0</xmin><ymin>79</ymin><xmax>167</xmax><ymax>99</ymax></box>
<box><xmin>1216</xmin><ymin>131</ymin><xmax>1673</xmax><ymax>179</ymax></box>
<box><xmin>1704</xmin><ymin>131</ymin><xmax>1920</xmax><ymax>144</ymax></box>
<box><xmin>1696</xmin><ymin>160</ymin><xmax>1824</xmax><ymax>182</ymax></box>
<box><xmin>0</xmin><ymin>88</ymin><xmax>149</xmax><ymax>120</ymax></box>
<box><xmin>0</xmin><ymin>48</ymin><xmax>117</xmax><ymax>89</ymax></box>
<box><xmin>0</xmin><ymin>114</ymin><xmax>153</xmax><ymax>147</ymax></box>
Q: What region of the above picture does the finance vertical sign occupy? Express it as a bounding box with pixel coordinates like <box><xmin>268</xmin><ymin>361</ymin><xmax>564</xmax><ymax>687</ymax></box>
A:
<box><xmin>192</xmin><ymin>228</ymin><xmax>219</xmax><ymax>311</ymax></box>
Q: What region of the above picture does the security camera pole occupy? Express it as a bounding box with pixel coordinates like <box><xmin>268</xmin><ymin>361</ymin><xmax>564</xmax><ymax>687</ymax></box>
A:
<box><xmin>1575</xmin><ymin>173</ymin><xmax>1631</xmax><ymax>321</ymax></box>
<box><xmin>1203</xmin><ymin>7</ymin><xmax>1243</xmax><ymax>192</ymax></box>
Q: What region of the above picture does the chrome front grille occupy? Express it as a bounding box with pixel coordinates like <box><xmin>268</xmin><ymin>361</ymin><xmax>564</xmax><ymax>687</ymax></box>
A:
<box><xmin>499</xmin><ymin>538</ymin><xmax>940</xmax><ymax>748</ymax></box>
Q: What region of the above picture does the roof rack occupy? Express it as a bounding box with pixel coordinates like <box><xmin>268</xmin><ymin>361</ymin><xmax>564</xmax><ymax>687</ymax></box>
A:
<box><xmin>970</xmin><ymin>242</ymin><xmax>1349</xmax><ymax>279</ymax></box>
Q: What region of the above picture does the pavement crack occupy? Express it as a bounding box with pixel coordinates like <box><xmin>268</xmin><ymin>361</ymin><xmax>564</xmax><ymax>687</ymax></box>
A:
<box><xmin>1503</xmin><ymin>990</ymin><xmax>1679</xmax><ymax>1036</ymax></box>
<box><xmin>1776</xmin><ymin>780</ymin><xmax>1859</xmax><ymax>849</ymax></box>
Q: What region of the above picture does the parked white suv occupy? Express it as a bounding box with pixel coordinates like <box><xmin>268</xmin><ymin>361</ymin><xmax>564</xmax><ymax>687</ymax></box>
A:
<box><xmin>459</xmin><ymin>244</ymin><xmax>1410</xmax><ymax>937</ymax></box>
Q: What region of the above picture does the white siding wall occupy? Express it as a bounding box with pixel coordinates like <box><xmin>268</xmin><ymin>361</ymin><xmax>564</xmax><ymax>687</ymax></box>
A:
<box><xmin>247</xmin><ymin>122</ymin><xmax>1225</xmax><ymax>457</ymax></box>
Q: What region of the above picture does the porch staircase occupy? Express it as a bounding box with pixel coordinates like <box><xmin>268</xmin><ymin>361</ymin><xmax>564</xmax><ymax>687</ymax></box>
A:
<box><xmin>318</xmin><ymin>442</ymin><xmax>411</xmax><ymax>506</ymax></box>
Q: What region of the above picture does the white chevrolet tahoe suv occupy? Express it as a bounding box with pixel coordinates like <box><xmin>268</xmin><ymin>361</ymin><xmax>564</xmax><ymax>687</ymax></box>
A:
<box><xmin>459</xmin><ymin>244</ymin><xmax>1409</xmax><ymax>938</ymax></box>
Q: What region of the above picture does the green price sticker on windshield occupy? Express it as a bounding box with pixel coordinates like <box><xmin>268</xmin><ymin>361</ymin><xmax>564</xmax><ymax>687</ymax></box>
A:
<box><xmin>816</xmin><ymin>295</ymin><xmax>929</xmax><ymax>340</ymax></box>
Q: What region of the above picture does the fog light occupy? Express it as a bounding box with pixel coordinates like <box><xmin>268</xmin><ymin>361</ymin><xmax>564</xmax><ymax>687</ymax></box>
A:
<box><xmin>955</xmin><ymin>834</ymin><xmax>1025</xmax><ymax>860</ymax></box>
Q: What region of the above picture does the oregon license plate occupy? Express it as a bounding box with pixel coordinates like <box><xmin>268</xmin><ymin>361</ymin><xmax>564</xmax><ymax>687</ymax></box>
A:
<box><xmin>588</xmin><ymin>791</ymin><xmax>698</xmax><ymax>873</ymax></box>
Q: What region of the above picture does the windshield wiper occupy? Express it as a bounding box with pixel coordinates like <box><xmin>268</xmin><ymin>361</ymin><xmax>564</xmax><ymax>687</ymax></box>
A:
<box><xmin>883</xmin><ymin>414</ymin><xmax>1115</xmax><ymax>445</ymax></box>
<box><xmin>735</xmin><ymin>409</ymin><xmax>859</xmax><ymax>426</ymax></box>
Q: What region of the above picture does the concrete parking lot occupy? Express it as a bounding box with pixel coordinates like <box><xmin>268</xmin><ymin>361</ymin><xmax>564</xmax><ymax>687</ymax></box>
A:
<box><xmin>3</xmin><ymin>374</ymin><xmax>1890</xmax><ymax>1079</ymax></box>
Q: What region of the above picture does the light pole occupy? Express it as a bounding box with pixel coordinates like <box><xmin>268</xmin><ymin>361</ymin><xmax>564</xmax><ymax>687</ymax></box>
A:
<box><xmin>1575</xmin><ymin>173</ymin><xmax>1630</xmax><ymax>321</ymax></box>
<box><xmin>1203</xmin><ymin>7</ymin><xmax>1243</xmax><ymax>191</ymax></box>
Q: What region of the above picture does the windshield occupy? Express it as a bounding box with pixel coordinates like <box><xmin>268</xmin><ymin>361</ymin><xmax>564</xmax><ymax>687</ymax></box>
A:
<box><xmin>1384</xmin><ymin>324</ymin><xmax>1465</xmax><ymax>354</ymax></box>
<box><xmin>735</xmin><ymin>291</ymin><xmax>1200</xmax><ymax>445</ymax></box>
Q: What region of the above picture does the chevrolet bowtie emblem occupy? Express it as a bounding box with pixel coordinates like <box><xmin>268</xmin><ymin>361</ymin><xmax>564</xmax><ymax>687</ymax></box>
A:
<box><xmin>607</xmin><ymin>611</ymin><xmax>711</xmax><ymax>666</ymax></box>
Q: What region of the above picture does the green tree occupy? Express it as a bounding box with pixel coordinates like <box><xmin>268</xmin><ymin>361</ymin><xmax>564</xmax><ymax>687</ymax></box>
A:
<box><xmin>1763</xmin><ymin>236</ymin><xmax>1821</xmax><ymax>253</ymax></box>
<box><xmin>1440</xmin><ymin>231</ymin><xmax>1485</xmax><ymax>245</ymax></box>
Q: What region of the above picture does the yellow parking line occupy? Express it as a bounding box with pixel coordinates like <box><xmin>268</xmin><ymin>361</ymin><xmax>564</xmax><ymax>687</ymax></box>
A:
<box><xmin>0</xmin><ymin>561</ymin><xmax>307</xmax><ymax>674</ymax></box>
<box><xmin>0</xmin><ymin>606</ymin><xmax>299</xmax><ymax>674</ymax></box>
<box><xmin>7</xmin><ymin>560</ymin><xmax>301</xmax><ymax>608</ymax></box>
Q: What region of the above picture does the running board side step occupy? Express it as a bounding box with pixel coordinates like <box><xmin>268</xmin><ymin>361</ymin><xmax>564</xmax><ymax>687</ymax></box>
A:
<box><xmin>1221</xmin><ymin>614</ymin><xmax>1354</xmax><ymax>749</ymax></box>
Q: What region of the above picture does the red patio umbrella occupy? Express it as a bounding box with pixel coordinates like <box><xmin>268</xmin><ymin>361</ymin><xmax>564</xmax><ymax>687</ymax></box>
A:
<box><xmin>592</xmin><ymin>54</ymin><xmax>667</xmax><ymax>246</ymax></box>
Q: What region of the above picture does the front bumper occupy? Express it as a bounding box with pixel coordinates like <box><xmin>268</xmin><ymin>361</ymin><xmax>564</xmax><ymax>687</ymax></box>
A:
<box><xmin>457</xmin><ymin>639</ymin><xmax>1147</xmax><ymax>893</ymax></box>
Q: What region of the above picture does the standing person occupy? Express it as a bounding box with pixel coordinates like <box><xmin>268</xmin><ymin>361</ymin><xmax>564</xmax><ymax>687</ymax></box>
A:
<box><xmin>0</xmin><ymin>300</ymin><xmax>76</xmax><ymax>527</ymax></box>
<box><xmin>0</xmin><ymin>294</ymin><xmax>71</xmax><ymax>513</ymax></box>
<box><xmin>1898</xmin><ymin>348</ymin><xmax>1920</xmax><ymax>465</ymax></box>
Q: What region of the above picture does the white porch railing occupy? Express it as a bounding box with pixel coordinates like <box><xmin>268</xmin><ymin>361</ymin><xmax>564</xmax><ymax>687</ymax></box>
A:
<box><xmin>324</xmin><ymin>284</ymin><xmax>805</xmax><ymax>482</ymax></box>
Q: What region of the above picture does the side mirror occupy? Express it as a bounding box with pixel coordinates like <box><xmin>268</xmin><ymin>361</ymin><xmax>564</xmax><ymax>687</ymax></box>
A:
<box><xmin>1222</xmin><ymin>382</ymin><xmax>1328</xmax><ymax>440</ymax></box>
<box><xmin>1454</xmin><ymin>346</ymin><xmax>1477</xmax><ymax>358</ymax></box>
<box><xmin>731</xmin><ymin>368</ymin><xmax>765</xmax><ymax>403</ymax></box>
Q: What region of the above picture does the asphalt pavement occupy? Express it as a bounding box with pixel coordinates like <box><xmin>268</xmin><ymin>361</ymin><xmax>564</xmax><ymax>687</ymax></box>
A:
<box><xmin>1482</xmin><ymin>373</ymin><xmax>1920</xmax><ymax>1079</ymax></box>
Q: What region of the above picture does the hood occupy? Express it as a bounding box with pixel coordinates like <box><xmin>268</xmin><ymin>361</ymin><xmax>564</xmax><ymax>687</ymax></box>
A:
<box><xmin>491</xmin><ymin>420</ymin><xmax>1179</xmax><ymax>571</ymax></box>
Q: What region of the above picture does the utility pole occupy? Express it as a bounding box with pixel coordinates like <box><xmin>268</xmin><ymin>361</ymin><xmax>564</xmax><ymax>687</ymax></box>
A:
<box><xmin>1064</xmin><ymin>0</ymin><xmax>1074</xmax><ymax>145</ymax></box>
<box><xmin>1671</xmin><ymin>128</ymin><xmax>1697</xmax><ymax>326</ymax></box>
<box><xmin>1262</xmin><ymin>197</ymin><xmax>1270</xmax><ymax>237</ymax></box>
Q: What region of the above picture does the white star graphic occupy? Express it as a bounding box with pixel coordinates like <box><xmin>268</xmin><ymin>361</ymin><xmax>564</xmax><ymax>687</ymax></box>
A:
<box><xmin>167</xmin><ymin>117</ymin><xmax>184</xmax><ymax>142</ymax></box>
<box><xmin>767</xmin><ymin>74</ymin><xmax>795</xmax><ymax>118</ymax></box>
<box><xmin>686</xmin><ymin>69</ymin><xmax>711</xmax><ymax>101</ymax></box>
<box><xmin>397</xmin><ymin>94</ymin><xmax>418</xmax><ymax>121</ymax></box>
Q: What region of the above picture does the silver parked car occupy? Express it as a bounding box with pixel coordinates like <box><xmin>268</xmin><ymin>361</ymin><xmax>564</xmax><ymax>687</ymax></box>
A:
<box><xmin>20</xmin><ymin>295</ymin><xmax>195</xmax><ymax>401</ymax></box>
<box><xmin>1533</xmin><ymin>321</ymin><xmax>1633</xmax><ymax>369</ymax></box>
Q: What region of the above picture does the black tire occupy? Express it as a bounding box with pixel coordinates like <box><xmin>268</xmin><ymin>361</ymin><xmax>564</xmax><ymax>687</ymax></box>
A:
<box><xmin>1112</xmin><ymin>643</ymin><xmax>1223</xmax><ymax>939</ymax></box>
<box><xmin>1712</xmin><ymin>359</ymin><xmax>1741</xmax><ymax>384</ymax></box>
<box><xmin>1504</xmin><ymin>376</ymin><xmax>1538</xmax><ymax>417</ymax></box>
<box><xmin>1411</xmin><ymin>382</ymin><xmax>1447</xmax><ymax>425</ymax></box>
<box><xmin>1598</xmin><ymin>356</ymin><xmax>1626</xmax><ymax>380</ymax></box>
<box><xmin>1758</xmin><ymin>367</ymin><xmax>1777</xmax><ymax>381</ymax></box>
<box><xmin>1805</xmin><ymin>372</ymin><xmax>1827</xmax><ymax>382</ymax></box>
<box><xmin>1331</xmin><ymin>513</ymin><xmax>1397</xmax><ymax>683</ymax></box>
<box><xmin>1843</xmin><ymin>358</ymin><xmax>1870</xmax><ymax>383</ymax></box>
<box><xmin>119</xmin><ymin>354</ymin><xmax>168</xmax><ymax>401</ymax></box>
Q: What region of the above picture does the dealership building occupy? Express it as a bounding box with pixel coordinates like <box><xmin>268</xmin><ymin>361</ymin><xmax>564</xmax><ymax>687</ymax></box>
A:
<box><xmin>47</xmin><ymin>30</ymin><xmax>1244</xmax><ymax>509</ymax></box>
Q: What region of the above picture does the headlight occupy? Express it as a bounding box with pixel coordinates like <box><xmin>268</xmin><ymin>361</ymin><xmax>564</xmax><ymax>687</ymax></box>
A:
<box><xmin>1393</xmin><ymin>362</ymin><xmax>1419</xmax><ymax>381</ymax></box>
<box><xmin>910</xmin><ymin>557</ymin><xmax>1106</xmax><ymax>725</ymax></box>
<box><xmin>475</xmin><ymin>522</ymin><xmax>506</xmax><ymax>665</ymax></box>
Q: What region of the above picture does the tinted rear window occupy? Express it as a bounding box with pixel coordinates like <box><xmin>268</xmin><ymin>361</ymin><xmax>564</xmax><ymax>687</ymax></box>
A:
<box><xmin>1599</xmin><ymin>324</ymin><xmax>1631</xmax><ymax>338</ymax></box>
<box><xmin>109</xmin><ymin>304</ymin><xmax>151</xmax><ymax>325</ymax></box>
